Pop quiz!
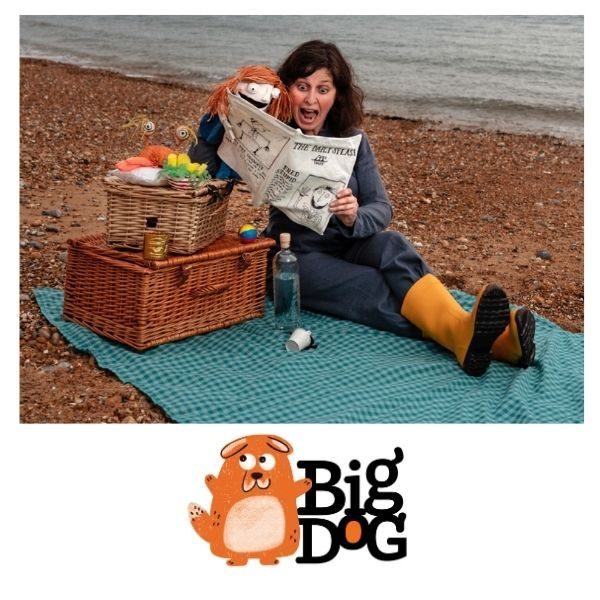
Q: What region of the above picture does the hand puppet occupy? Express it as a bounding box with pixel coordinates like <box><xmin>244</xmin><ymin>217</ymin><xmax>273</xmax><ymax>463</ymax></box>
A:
<box><xmin>190</xmin><ymin>65</ymin><xmax>292</xmax><ymax>180</ymax></box>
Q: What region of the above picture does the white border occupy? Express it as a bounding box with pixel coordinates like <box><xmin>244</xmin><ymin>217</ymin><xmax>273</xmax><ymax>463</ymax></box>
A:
<box><xmin>6</xmin><ymin>4</ymin><xmax>598</xmax><ymax>599</ymax></box>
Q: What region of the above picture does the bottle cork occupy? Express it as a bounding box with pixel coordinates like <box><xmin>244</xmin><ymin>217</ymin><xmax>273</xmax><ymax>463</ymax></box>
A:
<box><xmin>279</xmin><ymin>232</ymin><xmax>291</xmax><ymax>248</ymax></box>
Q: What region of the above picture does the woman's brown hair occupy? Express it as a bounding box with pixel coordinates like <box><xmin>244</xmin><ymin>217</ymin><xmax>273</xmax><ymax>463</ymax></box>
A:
<box><xmin>278</xmin><ymin>40</ymin><xmax>364</xmax><ymax>136</ymax></box>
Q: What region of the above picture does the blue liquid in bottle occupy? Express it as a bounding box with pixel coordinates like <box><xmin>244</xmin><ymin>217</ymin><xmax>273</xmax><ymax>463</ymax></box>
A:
<box><xmin>273</xmin><ymin>232</ymin><xmax>300</xmax><ymax>332</ymax></box>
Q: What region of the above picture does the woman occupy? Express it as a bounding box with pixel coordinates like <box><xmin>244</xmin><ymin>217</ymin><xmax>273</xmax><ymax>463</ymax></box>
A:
<box><xmin>198</xmin><ymin>40</ymin><xmax>536</xmax><ymax>377</ymax></box>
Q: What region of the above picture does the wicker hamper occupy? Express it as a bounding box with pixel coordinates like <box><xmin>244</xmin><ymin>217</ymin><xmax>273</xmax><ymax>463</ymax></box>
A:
<box><xmin>105</xmin><ymin>175</ymin><xmax>233</xmax><ymax>254</ymax></box>
<box><xmin>63</xmin><ymin>233</ymin><xmax>276</xmax><ymax>350</ymax></box>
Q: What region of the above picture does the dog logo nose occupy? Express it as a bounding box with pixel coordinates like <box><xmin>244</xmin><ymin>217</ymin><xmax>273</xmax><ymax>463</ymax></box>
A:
<box><xmin>251</xmin><ymin>472</ymin><xmax>263</xmax><ymax>480</ymax></box>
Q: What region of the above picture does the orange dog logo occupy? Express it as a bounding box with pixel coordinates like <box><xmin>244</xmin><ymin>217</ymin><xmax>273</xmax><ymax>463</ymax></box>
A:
<box><xmin>188</xmin><ymin>434</ymin><xmax>312</xmax><ymax>566</ymax></box>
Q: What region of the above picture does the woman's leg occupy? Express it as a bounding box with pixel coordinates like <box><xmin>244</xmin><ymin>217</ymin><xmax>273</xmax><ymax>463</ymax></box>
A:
<box><xmin>300</xmin><ymin>232</ymin><xmax>530</xmax><ymax>375</ymax></box>
<box><xmin>296</xmin><ymin>250</ymin><xmax>422</xmax><ymax>338</ymax></box>
<box><xmin>340</xmin><ymin>230</ymin><xmax>430</xmax><ymax>302</ymax></box>
<box><xmin>341</xmin><ymin>231</ymin><xmax>535</xmax><ymax>375</ymax></box>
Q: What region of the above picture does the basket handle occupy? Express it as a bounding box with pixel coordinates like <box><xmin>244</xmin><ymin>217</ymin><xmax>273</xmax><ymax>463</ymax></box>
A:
<box><xmin>189</xmin><ymin>283</ymin><xmax>230</xmax><ymax>298</ymax></box>
<box><xmin>177</xmin><ymin>251</ymin><xmax>254</xmax><ymax>287</ymax></box>
<box><xmin>205</xmin><ymin>179</ymin><xmax>235</xmax><ymax>203</ymax></box>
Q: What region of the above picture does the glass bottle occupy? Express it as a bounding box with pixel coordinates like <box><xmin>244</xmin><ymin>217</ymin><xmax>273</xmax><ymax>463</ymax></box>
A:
<box><xmin>272</xmin><ymin>232</ymin><xmax>300</xmax><ymax>332</ymax></box>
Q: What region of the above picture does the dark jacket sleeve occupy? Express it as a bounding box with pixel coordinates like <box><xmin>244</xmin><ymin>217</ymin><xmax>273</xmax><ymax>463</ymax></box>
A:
<box><xmin>335</xmin><ymin>131</ymin><xmax>393</xmax><ymax>239</ymax></box>
<box><xmin>187</xmin><ymin>114</ymin><xmax>221</xmax><ymax>177</ymax></box>
<box><xmin>187</xmin><ymin>114</ymin><xmax>240</xmax><ymax>180</ymax></box>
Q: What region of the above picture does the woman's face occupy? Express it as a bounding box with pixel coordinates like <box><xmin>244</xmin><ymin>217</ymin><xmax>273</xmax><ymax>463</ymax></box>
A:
<box><xmin>289</xmin><ymin>68</ymin><xmax>337</xmax><ymax>135</ymax></box>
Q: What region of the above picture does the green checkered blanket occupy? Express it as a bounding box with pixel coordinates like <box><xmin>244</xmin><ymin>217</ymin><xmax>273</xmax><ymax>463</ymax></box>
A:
<box><xmin>34</xmin><ymin>288</ymin><xmax>583</xmax><ymax>423</ymax></box>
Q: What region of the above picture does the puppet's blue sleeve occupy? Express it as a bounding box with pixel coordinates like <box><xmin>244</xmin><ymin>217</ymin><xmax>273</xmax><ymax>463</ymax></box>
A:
<box><xmin>188</xmin><ymin>114</ymin><xmax>240</xmax><ymax>180</ymax></box>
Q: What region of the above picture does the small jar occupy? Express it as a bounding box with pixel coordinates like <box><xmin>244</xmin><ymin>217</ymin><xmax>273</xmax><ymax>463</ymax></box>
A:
<box><xmin>143</xmin><ymin>217</ymin><xmax>169</xmax><ymax>260</ymax></box>
<box><xmin>143</xmin><ymin>231</ymin><xmax>169</xmax><ymax>260</ymax></box>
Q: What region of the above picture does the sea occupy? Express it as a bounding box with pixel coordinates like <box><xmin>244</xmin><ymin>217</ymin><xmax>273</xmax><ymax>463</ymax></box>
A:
<box><xmin>19</xmin><ymin>14</ymin><xmax>584</xmax><ymax>142</ymax></box>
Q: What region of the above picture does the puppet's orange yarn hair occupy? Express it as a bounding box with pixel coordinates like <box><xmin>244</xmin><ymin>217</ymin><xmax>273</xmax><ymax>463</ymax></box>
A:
<box><xmin>205</xmin><ymin>64</ymin><xmax>292</xmax><ymax>122</ymax></box>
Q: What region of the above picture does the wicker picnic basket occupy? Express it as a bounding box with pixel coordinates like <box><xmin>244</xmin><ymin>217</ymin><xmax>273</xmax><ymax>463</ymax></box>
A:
<box><xmin>63</xmin><ymin>233</ymin><xmax>276</xmax><ymax>350</ymax></box>
<box><xmin>104</xmin><ymin>175</ymin><xmax>233</xmax><ymax>255</ymax></box>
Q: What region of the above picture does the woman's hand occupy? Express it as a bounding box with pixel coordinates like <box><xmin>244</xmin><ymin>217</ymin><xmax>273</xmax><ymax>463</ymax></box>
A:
<box><xmin>329</xmin><ymin>187</ymin><xmax>358</xmax><ymax>227</ymax></box>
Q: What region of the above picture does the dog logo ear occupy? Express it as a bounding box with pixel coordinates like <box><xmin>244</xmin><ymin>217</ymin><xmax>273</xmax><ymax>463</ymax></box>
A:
<box><xmin>267</xmin><ymin>435</ymin><xmax>293</xmax><ymax>454</ymax></box>
<box><xmin>220</xmin><ymin>437</ymin><xmax>249</xmax><ymax>458</ymax></box>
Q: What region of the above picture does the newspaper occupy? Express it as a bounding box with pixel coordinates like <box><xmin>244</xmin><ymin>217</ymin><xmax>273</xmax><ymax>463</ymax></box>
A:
<box><xmin>217</xmin><ymin>91</ymin><xmax>362</xmax><ymax>235</ymax></box>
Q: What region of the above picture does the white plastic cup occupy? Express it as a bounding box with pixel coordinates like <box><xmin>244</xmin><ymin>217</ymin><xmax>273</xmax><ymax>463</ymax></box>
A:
<box><xmin>285</xmin><ymin>328</ymin><xmax>316</xmax><ymax>352</ymax></box>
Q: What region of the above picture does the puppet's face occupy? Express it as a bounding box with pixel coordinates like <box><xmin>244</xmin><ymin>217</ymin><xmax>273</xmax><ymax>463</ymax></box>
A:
<box><xmin>235</xmin><ymin>81</ymin><xmax>281</xmax><ymax>111</ymax></box>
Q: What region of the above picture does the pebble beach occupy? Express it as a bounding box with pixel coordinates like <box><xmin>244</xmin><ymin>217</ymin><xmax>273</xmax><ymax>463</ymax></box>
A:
<box><xmin>19</xmin><ymin>58</ymin><xmax>584</xmax><ymax>423</ymax></box>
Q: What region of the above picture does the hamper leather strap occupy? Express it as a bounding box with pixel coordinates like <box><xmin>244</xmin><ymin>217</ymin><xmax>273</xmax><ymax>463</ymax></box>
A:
<box><xmin>178</xmin><ymin>264</ymin><xmax>194</xmax><ymax>283</ymax></box>
<box><xmin>240</xmin><ymin>253</ymin><xmax>253</xmax><ymax>269</ymax></box>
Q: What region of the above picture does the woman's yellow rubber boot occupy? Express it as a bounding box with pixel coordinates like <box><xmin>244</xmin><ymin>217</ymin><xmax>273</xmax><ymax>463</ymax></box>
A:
<box><xmin>400</xmin><ymin>274</ymin><xmax>510</xmax><ymax>377</ymax></box>
<box><xmin>491</xmin><ymin>307</ymin><xmax>536</xmax><ymax>367</ymax></box>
